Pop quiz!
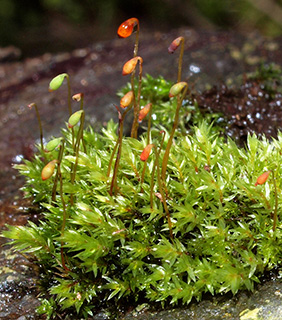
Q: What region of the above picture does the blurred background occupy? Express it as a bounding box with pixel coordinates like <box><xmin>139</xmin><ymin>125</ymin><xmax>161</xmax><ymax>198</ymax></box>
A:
<box><xmin>0</xmin><ymin>0</ymin><xmax>282</xmax><ymax>58</ymax></box>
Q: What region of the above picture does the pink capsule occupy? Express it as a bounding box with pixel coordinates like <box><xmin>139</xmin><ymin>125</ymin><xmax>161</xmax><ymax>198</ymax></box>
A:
<box><xmin>168</xmin><ymin>36</ymin><xmax>184</xmax><ymax>54</ymax></box>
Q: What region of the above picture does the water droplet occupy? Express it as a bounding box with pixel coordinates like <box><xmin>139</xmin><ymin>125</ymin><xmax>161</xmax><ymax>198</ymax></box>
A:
<box><xmin>189</xmin><ymin>64</ymin><xmax>201</xmax><ymax>74</ymax></box>
<box><xmin>12</xmin><ymin>154</ymin><xmax>24</xmax><ymax>163</ymax></box>
<box><xmin>255</xmin><ymin>112</ymin><xmax>262</xmax><ymax>119</ymax></box>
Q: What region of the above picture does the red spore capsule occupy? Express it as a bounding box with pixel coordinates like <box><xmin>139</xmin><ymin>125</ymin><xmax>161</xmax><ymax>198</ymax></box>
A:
<box><xmin>255</xmin><ymin>170</ymin><xmax>271</xmax><ymax>186</ymax></box>
<box><xmin>140</xmin><ymin>144</ymin><xmax>154</xmax><ymax>161</ymax></box>
<box><xmin>117</xmin><ymin>18</ymin><xmax>139</xmax><ymax>38</ymax></box>
<box><xmin>138</xmin><ymin>103</ymin><xmax>152</xmax><ymax>122</ymax></box>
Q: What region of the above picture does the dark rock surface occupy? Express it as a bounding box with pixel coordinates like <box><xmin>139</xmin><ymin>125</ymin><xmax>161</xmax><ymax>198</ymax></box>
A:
<box><xmin>124</xmin><ymin>273</ymin><xmax>282</xmax><ymax>320</ymax></box>
<box><xmin>1</xmin><ymin>28</ymin><xmax>282</xmax><ymax>319</ymax></box>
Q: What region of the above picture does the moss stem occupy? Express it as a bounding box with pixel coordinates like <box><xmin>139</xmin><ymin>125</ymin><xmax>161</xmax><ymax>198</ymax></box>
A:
<box><xmin>177</xmin><ymin>38</ymin><xmax>184</xmax><ymax>83</ymax></box>
<box><xmin>51</xmin><ymin>138</ymin><xmax>65</xmax><ymax>202</ymax></box>
<box><xmin>33</xmin><ymin>103</ymin><xmax>44</xmax><ymax>153</ymax></box>
<box><xmin>154</xmin><ymin>144</ymin><xmax>173</xmax><ymax>240</ymax></box>
<box><xmin>130</xmin><ymin>59</ymin><xmax>143</xmax><ymax>139</ymax></box>
<box><xmin>110</xmin><ymin>106</ymin><xmax>131</xmax><ymax>196</ymax></box>
<box><xmin>66</xmin><ymin>75</ymin><xmax>72</xmax><ymax>116</ymax></box>
<box><xmin>133</xmin><ymin>27</ymin><xmax>139</xmax><ymax>58</ymax></box>
<box><xmin>161</xmin><ymin>85</ymin><xmax>188</xmax><ymax>181</ymax></box>
<box><xmin>272</xmin><ymin>170</ymin><xmax>278</xmax><ymax>232</ymax></box>
<box><xmin>70</xmin><ymin>112</ymin><xmax>85</xmax><ymax>206</ymax></box>
<box><xmin>56</xmin><ymin>139</ymin><xmax>70</xmax><ymax>272</ymax></box>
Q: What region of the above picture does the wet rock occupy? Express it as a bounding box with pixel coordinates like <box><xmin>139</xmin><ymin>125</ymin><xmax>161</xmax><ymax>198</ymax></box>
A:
<box><xmin>0</xmin><ymin>244</ymin><xmax>42</xmax><ymax>320</ymax></box>
<box><xmin>196</xmin><ymin>80</ymin><xmax>282</xmax><ymax>146</ymax></box>
<box><xmin>123</xmin><ymin>275</ymin><xmax>282</xmax><ymax>319</ymax></box>
<box><xmin>0</xmin><ymin>46</ymin><xmax>21</xmax><ymax>63</ymax></box>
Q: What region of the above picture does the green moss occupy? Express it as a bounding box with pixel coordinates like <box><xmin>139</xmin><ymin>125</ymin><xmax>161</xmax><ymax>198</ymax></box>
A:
<box><xmin>4</xmin><ymin>112</ymin><xmax>282</xmax><ymax>318</ymax></box>
<box><xmin>2</xmin><ymin>26</ymin><xmax>282</xmax><ymax>319</ymax></box>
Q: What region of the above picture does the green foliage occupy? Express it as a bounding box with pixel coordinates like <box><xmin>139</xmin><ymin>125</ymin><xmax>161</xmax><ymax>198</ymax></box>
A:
<box><xmin>4</xmin><ymin>111</ymin><xmax>282</xmax><ymax>317</ymax></box>
<box><xmin>118</xmin><ymin>74</ymin><xmax>221</xmax><ymax>136</ymax></box>
<box><xmin>3</xmin><ymin>22</ymin><xmax>282</xmax><ymax>318</ymax></box>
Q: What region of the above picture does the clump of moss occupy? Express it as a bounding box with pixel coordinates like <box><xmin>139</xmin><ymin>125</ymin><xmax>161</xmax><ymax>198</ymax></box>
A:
<box><xmin>2</xmin><ymin>18</ymin><xmax>282</xmax><ymax>319</ymax></box>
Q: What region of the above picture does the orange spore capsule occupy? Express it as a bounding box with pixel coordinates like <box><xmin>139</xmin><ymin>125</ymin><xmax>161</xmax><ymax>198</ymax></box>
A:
<box><xmin>138</xmin><ymin>103</ymin><xmax>152</xmax><ymax>122</ymax></box>
<box><xmin>140</xmin><ymin>144</ymin><xmax>154</xmax><ymax>162</ymax></box>
<box><xmin>255</xmin><ymin>170</ymin><xmax>271</xmax><ymax>186</ymax></box>
<box><xmin>41</xmin><ymin>159</ymin><xmax>58</xmax><ymax>181</ymax></box>
<box><xmin>122</xmin><ymin>56</ymin><xmax>143</xmax><ymax>76</ymax></box>
<box><xmin>117</xmin><ymin>18</ymin><xmax>139</xmax><ymax>38</ymax></box>
<box><xmin>120</xmin><ymin>91</ymin><xmax>134</xmax><ymax>108</ymax></box>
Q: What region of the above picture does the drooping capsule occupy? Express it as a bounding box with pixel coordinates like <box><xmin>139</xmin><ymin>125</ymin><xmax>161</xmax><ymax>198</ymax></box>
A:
<box><xmin>168</xmin><ymin>36</ymin><xmax>184</xmax><ymax>54</ymax></box>
<box><xmin>27</xmin><ymin>103</ymin><xmax>36</xmax><ymax>109</ymax></box>
<box><xmin>68</xmin><ymin>110</ymin><xmax>84</xmax><ymax>128</ymax></box>
<box><xmin>140</xmin><ymin>144</ymin><xmax>154</xmax><ymax>161</ymax></box>
<box><xmin>255</xmin><ymin>170</ymin><xmax>271</xmax><ymax>186</ymax></box>
<box><xmin>41</xmin><ymin>160</ymin><xmax>58</xmax><ymax>181</ymax></box>
<box><xmin>169</xmin><ymin>82</ymin><xmax>188</xmax><ymax>97</ymax></box>
<box><xmin>45</xmin><ymin>138</ymin><xmax>62</xmax><ymax>152</ymax></box>
<box><xmin>138</xmin><ymin>103</ymin><xmax>152</xmax><ymax>122</ymax></box>
<box><xmin>72</xmin><ymin>93</ymin><xmax>84</xmax><ymax>102</ymax></box>
<box><xmin>117</xmin><ymin>18</ymin><xmax>139</xmax><ymax>38</ymax></box>
<box><xmin>49</xmin><ymin>73</ymin><xmax>68</xmax><ymax>92</ymax></box>
<box><xmin>122</xmin><ymin>56</ymin><xmax>143</xmax><ymax>76</ymax></box>
<box><xmin>120</xmin><ymin>91</ymin><xmax>134</xmax><ymax>109</ymax></box>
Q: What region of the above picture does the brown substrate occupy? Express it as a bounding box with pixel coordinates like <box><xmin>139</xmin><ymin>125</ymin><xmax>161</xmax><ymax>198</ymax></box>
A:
<box><xmin>197</xmin><ymin>78</ymin><xmax>282</xmax><ymax>146</ymax></box>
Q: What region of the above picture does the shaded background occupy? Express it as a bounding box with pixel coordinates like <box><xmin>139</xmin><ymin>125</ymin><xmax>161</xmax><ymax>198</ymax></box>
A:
<box><xmin>1</xmin><ymin>0</ymin><xmax>282</xmax><ymax>58</ymax></box>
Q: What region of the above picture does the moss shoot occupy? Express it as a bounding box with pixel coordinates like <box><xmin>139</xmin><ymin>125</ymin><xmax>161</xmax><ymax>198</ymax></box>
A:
<box><xmin>2</xmin><ymin>18</ymin><xmax>282</xmax><ymax>319</ymax></box>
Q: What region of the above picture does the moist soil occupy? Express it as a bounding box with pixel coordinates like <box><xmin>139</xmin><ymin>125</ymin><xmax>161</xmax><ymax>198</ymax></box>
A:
<box><xmin>197</xmin><ymin>77</ymin><xmax>282</xmax><ymax>147</ymax></box>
